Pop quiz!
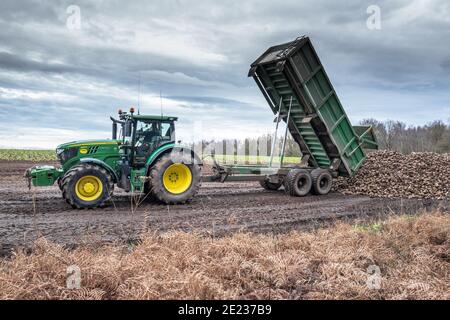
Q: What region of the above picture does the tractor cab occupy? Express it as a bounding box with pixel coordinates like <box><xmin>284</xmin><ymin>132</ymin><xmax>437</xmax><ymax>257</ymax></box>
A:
<box><xmin>111</xmin><ymin>109</ymin><xmax>178</xmax><ymax>168</ymax></box>
<box><xmin>132</xmin><ymin>116</ymin><xmax>176</xmax><ymax>167</ymax></box>
<box><xmin>26</xmin><ymin>107</ymin><xmax>200</xmax><ymax>209</ymax></box>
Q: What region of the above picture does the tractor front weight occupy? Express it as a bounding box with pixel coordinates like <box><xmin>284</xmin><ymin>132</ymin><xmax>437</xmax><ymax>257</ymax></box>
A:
<box><xmin>25</xmin><ymin>166</ymin><xmax>64</xmax><ymax>188</ymax></box>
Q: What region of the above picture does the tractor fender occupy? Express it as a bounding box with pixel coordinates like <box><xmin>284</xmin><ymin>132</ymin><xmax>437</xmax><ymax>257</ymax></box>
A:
<box><xmin>145</xmin><ymin>144</ymin><xmax>202</xmax><ymax>176</ymax></box>
<box><xmin>79</xmin><ymin>158</ymin><xmax>119</xmax><ymax>182</ymax></box>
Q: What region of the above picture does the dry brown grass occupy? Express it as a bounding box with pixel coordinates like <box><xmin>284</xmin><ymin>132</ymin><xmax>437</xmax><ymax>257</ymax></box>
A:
<box><xmin>0</xmin><ymin>211</ymin><xmax>448</xmax><ymax>300</ymax></box>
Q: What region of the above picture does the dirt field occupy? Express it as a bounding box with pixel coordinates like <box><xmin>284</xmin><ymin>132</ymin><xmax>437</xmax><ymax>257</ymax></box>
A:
<box><xmin>0</xmin><ymin>160</ymin><xmax>446</xmax><ymax>255</ymax></box>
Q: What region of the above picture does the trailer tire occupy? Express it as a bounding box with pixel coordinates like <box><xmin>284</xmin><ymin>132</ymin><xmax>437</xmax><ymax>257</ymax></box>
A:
<box><xmin>259</xmin><ymin>179</ymin><xmax>282</xmax><ymax>191</ymax></box>
<box><xmin>311</xmin><ymin>168</ymin><xmax>333</xmax><ymax>195</ymax></box>
<box><xmin>284</xmin><ymin>169</ymin><xmax>312</xmax><ymax>197</ymax></box>
<box><xmin>149</xmin><ymin>152</ymin><xmax>201</xmax><ymax>204</ymax></box>
<box><xmin>61</xmin><ymin>163</ymin><xmax>114</xmax><ymax>209</ymax></box>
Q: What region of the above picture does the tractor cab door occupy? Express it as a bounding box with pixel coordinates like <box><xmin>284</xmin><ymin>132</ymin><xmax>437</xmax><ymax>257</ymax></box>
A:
<box><xmin>133</xmin><ymin>120</ymin><xmax>174</xmax><ymax>167</ymax></box>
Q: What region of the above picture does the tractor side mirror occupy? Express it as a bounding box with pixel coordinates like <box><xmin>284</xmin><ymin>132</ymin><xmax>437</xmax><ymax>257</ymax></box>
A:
<box><xmin>124</xmin><ymin>121</ymin><xmax>132</xmax><ymax>137</ymax></box>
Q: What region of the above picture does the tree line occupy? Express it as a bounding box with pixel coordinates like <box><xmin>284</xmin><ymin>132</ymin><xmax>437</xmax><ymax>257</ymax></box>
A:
<box><xmin>360</xmin><ymin>119</ymin><xmax>450</xmax><ymax>154</ymax></box>
<box><xmin>193</xmin><ymin>119</ymin><xmax>450</xmax><ymax>159</ymax></box>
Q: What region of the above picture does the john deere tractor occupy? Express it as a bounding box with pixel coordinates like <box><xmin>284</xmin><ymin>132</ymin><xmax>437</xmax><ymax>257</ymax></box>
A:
<box><xmin>25</xmin><ymin>108</ymin><xmax>202</xmax><ymax>208</ymax></box>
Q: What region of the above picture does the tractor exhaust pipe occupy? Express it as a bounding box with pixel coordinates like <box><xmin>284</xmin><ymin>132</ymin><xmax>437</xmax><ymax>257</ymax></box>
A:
<box><xmin>112</xmin><ymin>122</ymin><xmax>117</xmax><ymax>140</ymax></box>
<box><xmin>110</xmin><ymin>116</ymin><xmax>124</xmax><ymax>140</ymax></box>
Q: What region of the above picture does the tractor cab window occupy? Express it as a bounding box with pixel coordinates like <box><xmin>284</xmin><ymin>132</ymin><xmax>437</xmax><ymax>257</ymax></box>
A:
<box><xmin>161</xmin><ymin>122</ymin><xmax>171</xmax><ymax>138</ymax></box>
<box><xmin>134</xmin><ymin>120</ymin><xmax>174</xmax><ymax>166</ymax></box>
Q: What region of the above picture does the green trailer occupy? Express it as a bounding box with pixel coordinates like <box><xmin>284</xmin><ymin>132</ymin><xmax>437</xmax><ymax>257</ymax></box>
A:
<box><xmin>207</xmin><ymin>36</ymin><xmax>377</xmax><ymax>196</ymax></box>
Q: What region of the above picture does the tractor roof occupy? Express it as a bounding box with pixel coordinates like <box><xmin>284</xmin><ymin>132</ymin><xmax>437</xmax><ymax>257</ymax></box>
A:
<box><xmin>131</xmin><ymin>115</ymin><xmax>178</xmax><ymax>121</ymax></box>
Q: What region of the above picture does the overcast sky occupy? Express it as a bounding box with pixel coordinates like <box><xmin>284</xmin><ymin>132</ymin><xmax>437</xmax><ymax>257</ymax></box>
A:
<box><xmin>1</xmin><ymin>0</ymin><xmax>449</xmax><ymax>148</ymax></box>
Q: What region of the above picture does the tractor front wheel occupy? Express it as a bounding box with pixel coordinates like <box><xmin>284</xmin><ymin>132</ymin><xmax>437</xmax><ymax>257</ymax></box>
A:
<box><xmin>57</xmin><ymin>177</ymin><xmax>63</xmax><ymax>191</ymax></box>
<box><xmin>149</xmin><ymin>153</ymin><xmax>201</xmax><ymax>204</ymax></box>
<box><xmin>61</xmin><ymin>164</ymin><xmax>113</xmax><ymax>209</ymax></box>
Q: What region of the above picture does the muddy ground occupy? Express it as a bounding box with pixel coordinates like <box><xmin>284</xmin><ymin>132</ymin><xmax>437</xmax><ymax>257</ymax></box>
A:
<box><xmin>0</xmin><ymin>160</ymin><xmax>446</xmax><ymax>255</ymax></box>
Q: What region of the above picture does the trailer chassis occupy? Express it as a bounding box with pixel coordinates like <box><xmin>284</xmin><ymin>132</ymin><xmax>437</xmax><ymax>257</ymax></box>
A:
<box><xmin>200</xmin><ymin>97</ymin><xmax>337</xmax><ymax>197</ymax></box>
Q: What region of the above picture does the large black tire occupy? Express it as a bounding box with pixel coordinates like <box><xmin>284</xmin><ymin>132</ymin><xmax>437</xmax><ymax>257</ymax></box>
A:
<box><xmin>284</xmin><ymin>169</ymin><xmax>312</xmax><ymax>197</ymax></box>
<box><xmin>143</xmin><ymin>180</ymin><xmax>151</xmax><ymax>196</ymax></box>
<box><xmin>149</xmin><ymin>153</ymin><xmax>201</xmax><ymax>204</ymax></box>
<box><xmin>57</xmin><ymin>177</ymin><xmax>63</xmax><ymax>191</ymax></box>
<box><xmin>60</xmin><ymin>163</ymin><xmax>114</xmax><ymax>209</ymax></box>
<box><xmin>259</xmin><ymin>179</ymin><xmax>282</xmax><ymax>191</ymax></box>
<box><xmin>311</xmin><ymin>168</ymin><xmax>333</xmax><ymax>195</ymax></box>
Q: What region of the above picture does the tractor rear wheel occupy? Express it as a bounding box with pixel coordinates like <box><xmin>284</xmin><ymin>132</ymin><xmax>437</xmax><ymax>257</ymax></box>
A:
<box><xmin>61</xmin><ymin>163</ymin><xmax>113</xmax><ymax>209</ymax></box>
<box><xmin>259</xmin><ymin>179</ymin><xmax>282</xmax><ymax>191</ymax></box>
<box><xmin>149</xmin><ymin>153</ymin><xmax>201</xmax><ymax>204</ymax></box>
<box><xmin>311</xmin><ymin>168</ymin><xmax>333</xmax><ymax>195</ymax></box>
<box><xmin>284</xmin><ymin>169</ymin><xmax>312</xmax><ymax>197</ymax></box>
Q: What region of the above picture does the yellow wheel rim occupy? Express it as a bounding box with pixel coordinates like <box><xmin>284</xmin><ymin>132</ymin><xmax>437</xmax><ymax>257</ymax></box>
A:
<box><xmin>162</xmin><ymin>163</ymin><xmax>192</xmax><ymax>194</ymax></box>
<box><xmin>75</xmin><ymin>175</ymin><xmax>103</xmax><ymax>201</ymax></box>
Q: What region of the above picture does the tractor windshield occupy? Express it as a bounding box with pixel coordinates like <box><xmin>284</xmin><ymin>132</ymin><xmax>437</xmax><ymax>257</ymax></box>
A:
<box><xmin>135</xmin><ymin>121</ymin><xmax>172</xmax><ymax>144</ymax></box>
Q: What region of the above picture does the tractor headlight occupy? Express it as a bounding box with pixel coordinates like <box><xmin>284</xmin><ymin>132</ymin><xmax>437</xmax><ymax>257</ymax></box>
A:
<box><xmin>56</xmin><ymin>148</ymin><xmax>64</xmax><ymax>163</ymax></box>
<box><xmin>57</xmin><ymin>147</ymin><xmax>78</xmax><ymax>164</ymax></box>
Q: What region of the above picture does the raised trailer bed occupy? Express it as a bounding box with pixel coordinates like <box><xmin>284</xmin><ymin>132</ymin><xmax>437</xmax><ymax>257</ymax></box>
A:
<box><xmin>205</xmin><ymin>36</ymin><xmax>378</xmax><ymax>197</ymax></box>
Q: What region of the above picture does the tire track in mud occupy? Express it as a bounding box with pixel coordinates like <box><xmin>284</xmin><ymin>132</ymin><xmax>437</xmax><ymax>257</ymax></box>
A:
<box><xmin>0</xmin><ymin>160</ymin><xmax>445</xmax><ymax>255</ymax></box>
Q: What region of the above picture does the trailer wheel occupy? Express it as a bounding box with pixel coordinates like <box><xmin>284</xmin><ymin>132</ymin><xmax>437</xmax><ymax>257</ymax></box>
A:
<box><xmin>61</xmin><ymin>163</ymin><xmax>113</xmax><ymax>209</ymax></box>
<box><xmin>149</xmin><ymin>152</ymin><xmax>201</xmax><ymax>204</ymax></box>
<box><xmin>311</xmin><ymin>169</ymin><xmax>333</xmax><ymax>195</ymax></box>
<box><xmin>259</xmin><ymin>179</ymin><xmax>282</xmax><ymax>191</ymax></box>
<box><xmin>284</xmin><ymin>169</ymin><xmax>312</xmax><ymax>197</ymax></box>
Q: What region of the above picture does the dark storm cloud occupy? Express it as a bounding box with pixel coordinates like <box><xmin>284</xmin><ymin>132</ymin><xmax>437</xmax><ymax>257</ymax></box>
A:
<box><xmin>0</xmin><ymin>51</ymin><xmax>75</xmax><ymax>73</ymax></box>
<box><xmin>0</xmin><ymin>0</ymin><xmax>449</xmax><ymax>147</ymax></box>
<box><xmin>0</xmin><ymin>0</ymin><xmax>60</xmax><ymax>23</ymax></box>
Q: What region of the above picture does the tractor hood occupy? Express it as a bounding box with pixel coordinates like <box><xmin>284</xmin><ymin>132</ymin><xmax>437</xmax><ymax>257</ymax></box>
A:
<box><xmin>55</xmin><ymin>139</ymin><xmax>121</xmax><ymax>167</ymax></box>
<box><xmin>57</xmin><ymin>139</ymin><xmax>119</xmax><ymax>149</ymax></box>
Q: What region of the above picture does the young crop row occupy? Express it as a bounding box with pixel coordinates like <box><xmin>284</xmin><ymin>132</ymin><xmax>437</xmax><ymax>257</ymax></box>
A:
<box><xmin>0</xmin><ymin>149</ymin><xmax>56</xmax><ymax>161</ymax></box>
<box><xmin>0</xmin><ymin>149</ymin><xmax>301</xmax><ymax>164</ymax></box>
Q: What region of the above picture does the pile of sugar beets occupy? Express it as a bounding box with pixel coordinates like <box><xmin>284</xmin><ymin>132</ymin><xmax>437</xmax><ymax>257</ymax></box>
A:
<box><xmin>334</xmin><ymin>150</ymin><xmax>450</xmax><ymax>200</ymax></box>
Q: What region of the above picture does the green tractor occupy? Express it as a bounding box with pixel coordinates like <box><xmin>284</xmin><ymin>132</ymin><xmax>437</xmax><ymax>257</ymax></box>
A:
<box><xmin>25</xmin><ymin>108</ymin><xmax>202</xmax><ymax>208</ymax></box>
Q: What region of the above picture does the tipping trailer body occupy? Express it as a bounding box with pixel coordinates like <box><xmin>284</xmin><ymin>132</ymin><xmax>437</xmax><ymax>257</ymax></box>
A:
<box><xmin>248</xmin><ymin>36</ymin><xmax>377</xmax><ymax>177</ymax></box>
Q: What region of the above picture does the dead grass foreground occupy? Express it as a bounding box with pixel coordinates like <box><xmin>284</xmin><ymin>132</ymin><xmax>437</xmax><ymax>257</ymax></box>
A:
<box><xmin>0</xmin><ymin>212</ymin><xmax>449</xmax><ymax>300</ymax></box>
